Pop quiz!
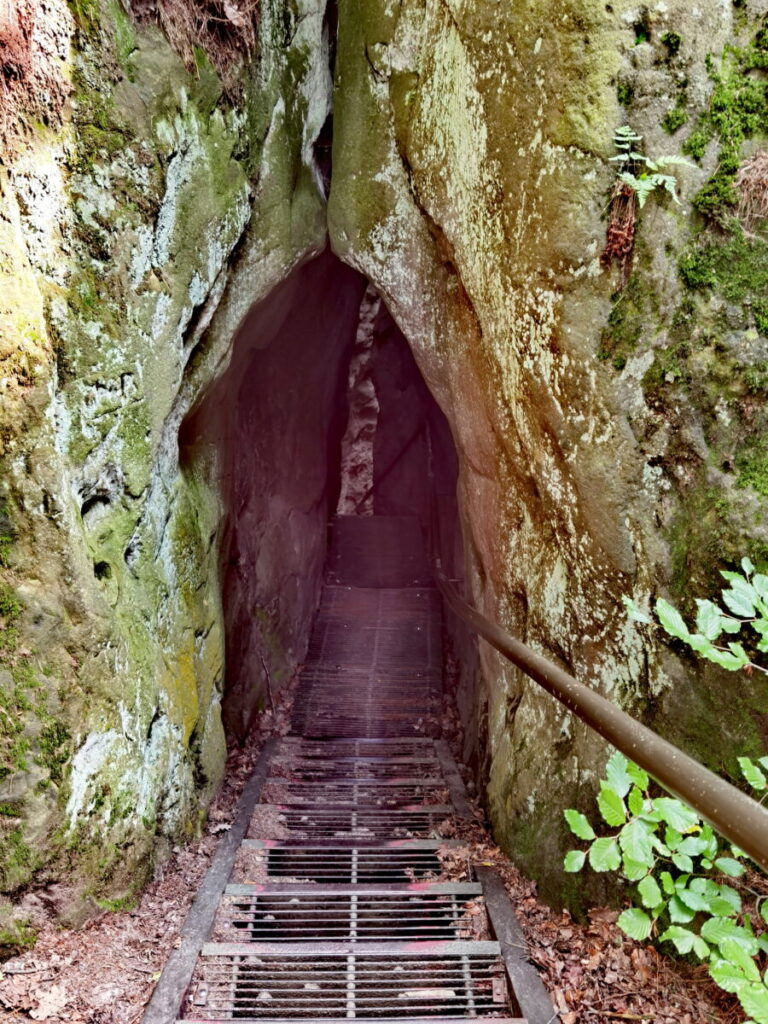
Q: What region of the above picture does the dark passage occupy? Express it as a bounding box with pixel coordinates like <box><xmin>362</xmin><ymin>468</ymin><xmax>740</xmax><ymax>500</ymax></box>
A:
<box><xmin>181</xmin><ymin>249</ymin><xmax>464</xmax><ymax>745</ymax></box>
<box><xmin>150</xmin><ymin>256</ymin><xmax>558</xmax><ymax>1024</ymax></box>
<box><xmin>291</xmin><ymin>516</ymin><xmax>442</xmax><ymax>737</ymax></box>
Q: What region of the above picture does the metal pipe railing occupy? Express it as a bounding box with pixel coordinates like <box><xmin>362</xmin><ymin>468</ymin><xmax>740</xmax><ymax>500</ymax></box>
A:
<box><xmin>434</xmin><ymin>567</ymin><xmax>768</xmax><ymax>872</ymax></box>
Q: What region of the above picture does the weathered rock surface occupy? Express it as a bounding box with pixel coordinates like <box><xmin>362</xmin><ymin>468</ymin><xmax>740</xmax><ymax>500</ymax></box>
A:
<box><xmin>329</xmin><ymin>0</ymin><xmax>768</xmax><ymax>905</ymax></box>
<box><xmin>183</xmin><ymin>251</ymin><xmax>365</xmax><ymax>742</ymax></box>
<box><xmin>0</xmin><ymin>0</ymin><xmax>331</xmax><ymax>930</ymax></box>
<box><xmin>4</xmin><ymin>0</ymin><xmax>768</xmax><ymax>933</ymax></box>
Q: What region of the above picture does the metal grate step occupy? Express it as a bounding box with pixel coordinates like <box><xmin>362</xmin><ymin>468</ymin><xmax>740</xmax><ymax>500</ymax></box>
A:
<box><xmin>279</xmin><ymin>740</ymin><xmax>438</xmax><ymax>758</ymax></box>
<box><xmin>148</xmin><ymin>516</ymin><xmax>549</xmax><ymax>1024</ymax></box>
<box><xmin>241</xmin><ymin>841</ymin><xmax>461</xmax><ymax>885</ymax></box>
<box><xmin>280</xmin><ymin>765</ymin><xmax>442</xmax><ymax>778</ymax></box>
<box><xmin>325</xmin><ymin>516</ymin><xmax>433</xmax><ymax>588</ymax></box>
<box><xmin>186</xmin><ymin>943</ymin><xmax>509</xmax><ymax>1020</ymax></box>
<box><xmin>217</xmin><ymin>884</ymin><xmax>484</xmax><ymax>943</ymax></box>
<box><xmin>266</xmin><ymin>780</ymin><xmax>447</xmax><ymax>806</ymax></box>
<box><xmin>278</xmin><ymin>762</ymin><xmax>444</xmax><ymax>782</ymax></box>
<box><xmin>291</xmin><ymin>587</ymin><xmax>441</xmax><ymax>740</ymax></box>
<box><xmin>272</xmin><ymin>806</ymin><xmax>452</xmax><ymax>839</ymax></box>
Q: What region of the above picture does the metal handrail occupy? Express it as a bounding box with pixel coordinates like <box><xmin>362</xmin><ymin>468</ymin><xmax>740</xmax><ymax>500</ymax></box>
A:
<box><xmin>434</xmin><ymin>566</ymin><xmax>768</xmax><ymax>872</ymax></box>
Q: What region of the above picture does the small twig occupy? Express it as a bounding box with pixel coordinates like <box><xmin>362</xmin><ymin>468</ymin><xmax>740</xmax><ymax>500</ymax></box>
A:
<box><xmin>259</xmin><ymin>653</ymin><xmax>276</xmax><ymax>713</ymax></box>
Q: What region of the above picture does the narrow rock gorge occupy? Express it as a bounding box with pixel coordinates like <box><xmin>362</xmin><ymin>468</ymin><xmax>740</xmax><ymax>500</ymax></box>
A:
<box><xmin>2</xmin><ymin>0</ymin><xmax>768</xmax><ymax>946</ymax></box>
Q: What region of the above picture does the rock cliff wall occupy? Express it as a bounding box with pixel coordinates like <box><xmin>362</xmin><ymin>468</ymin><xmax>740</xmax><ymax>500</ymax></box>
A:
<box><xmin>329</xmin><ymin>0</ymin><xmax>768</xmax><ymax>906</ymax></box>
<box><xmin>0</xmin><ymin>0</ymin><xmax>331</xmax><ymax>936</ymax></box>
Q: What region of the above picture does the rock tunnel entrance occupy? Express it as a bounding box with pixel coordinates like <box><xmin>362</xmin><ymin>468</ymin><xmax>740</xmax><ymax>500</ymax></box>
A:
<box><xmin>179</xmin><ymin>249</ymin><xmax>465</xmax><ymax>747</ymax></box>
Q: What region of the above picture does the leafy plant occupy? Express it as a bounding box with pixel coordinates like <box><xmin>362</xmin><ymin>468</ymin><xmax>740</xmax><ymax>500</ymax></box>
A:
<box><xmin>609</xmin><ymin>125</ymin><xmax>695</xmax><ymax>208</ymax></box>
<box><xmin>564</xmin><ymin>750</ymin><xmax>768</xmax><ymax>1023</ymax></box>
<box><xmin>624</xmin><ymin>556</ymin><xmax>768</xmax><ymax>675</ymax></box>
<box><xmin>601</xmin><ymin>126</ymin><xmax>694</xmax><ymax>283</ymax></box>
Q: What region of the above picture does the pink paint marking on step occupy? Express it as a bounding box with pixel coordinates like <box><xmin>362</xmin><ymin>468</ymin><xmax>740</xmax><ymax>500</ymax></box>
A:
<box><xmin>403</xmin><ymin>940</ymin><xmax>449</xmax><ymax>953</ymax></box>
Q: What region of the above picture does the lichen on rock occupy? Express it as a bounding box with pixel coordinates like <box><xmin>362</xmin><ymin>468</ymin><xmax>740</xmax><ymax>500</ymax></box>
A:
<box><xmin>330</xmin><ymin>0</ymin><xmax>768</xmax><ymax>908</ymax></box>
<box><xmin>0</xmin><ymin>0</ymin><xmax>330</xmax><ymax>936</ymax></box>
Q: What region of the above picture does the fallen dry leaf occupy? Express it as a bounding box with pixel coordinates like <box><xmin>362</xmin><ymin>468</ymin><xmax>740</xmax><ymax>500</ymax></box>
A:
<box><xmin>29</xmin><ymin>984</ymin><xmax>69</xmax><ymax>1020</ymax></box>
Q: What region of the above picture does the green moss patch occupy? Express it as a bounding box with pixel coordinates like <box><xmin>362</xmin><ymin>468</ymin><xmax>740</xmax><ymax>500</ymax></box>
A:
<box><xmin>667</xmin><ymin>479</ymin><xmax>768</xmax><ymax>605</ymax></box>
<box><xmin>682</xmin><ymin>21</ymin><xmax>768</xmax><ymax>223</ymax></box>
<box><xmin>0</xmin><ymin>827</ymin><xmax>36</xmax><ymax>891</ymax></box>
<box><xmin>0</xmin><ymin>916</ymin><xmax>37</xmax><ymax>956</ymax></box>
<box><xmin>735</xmin><ymin>436</ymin><xmax>768</xmax><ymax>497</ymax></box>
<box><xmin>661</xmin><ymin>97</ymin><xmax>688</xmax><ymax>135</ymax></box>
<box><xmin>679</xmin><ymin>231</ymin><xmax>768</xmax><ymax>333</ymax></box>
<box><xmin>598</xmin><ymin>259</ymin><xmax>660</xmax><ymax>370</ymax></box>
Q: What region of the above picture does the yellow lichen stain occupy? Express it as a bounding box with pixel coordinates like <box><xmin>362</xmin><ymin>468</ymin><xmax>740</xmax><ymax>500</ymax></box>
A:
<box><xmin>160</xmin><ymin>645</ymin><xmax>200</xmax><ymax>748</ymax></box>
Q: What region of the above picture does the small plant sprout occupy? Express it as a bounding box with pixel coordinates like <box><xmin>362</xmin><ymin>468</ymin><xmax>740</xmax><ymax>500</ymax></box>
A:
<box><xmin>610</xmin><ymin>124</ymin><xmax>694</xmax><ymax>208</ymax></box>
<box><xmin>623</xmin><ymin>556</ymin><xmax>768</xmax><ymax>676</ymax></box>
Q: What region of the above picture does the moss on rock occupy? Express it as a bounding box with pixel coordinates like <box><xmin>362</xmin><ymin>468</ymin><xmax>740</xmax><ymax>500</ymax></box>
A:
<box><xmin>0</xmin><ymin>0</ymin><xmax>330</xmax><ymax>926</ymax></box>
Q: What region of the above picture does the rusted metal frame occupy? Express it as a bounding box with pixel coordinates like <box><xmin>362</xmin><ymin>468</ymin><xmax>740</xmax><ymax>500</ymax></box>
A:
<box><xmin>225</xmin><ymin>882</ymin><xmax>483</xmax><ymax>895</ymax></box>
<box><xmin>436</xmin><ymin>570</ymin><xmax>768</xmax><ymax>872</ymax></box>
<box><xmin>476</xmin><ymin>866</ymin><xmax>559</xmax><ymax>1024</ymax></box>
<box><xmin>202</xmin><ymin>940</ymin><xmax>502</xmax><ymax>956</ymax></box>
<box><xmin>141</xmin><ymin>738</ymin><xmax>278</xmax><ymax>1024</ymax></box>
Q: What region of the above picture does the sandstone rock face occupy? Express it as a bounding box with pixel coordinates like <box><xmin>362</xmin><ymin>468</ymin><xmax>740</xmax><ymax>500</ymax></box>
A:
<box><xmin>183</xmin><ymin>252</ymin><xmax>366</xmax><ymax>743</ymax></box>
<box><xmin>0</xmin><ymin>0</ymin><xmax>331</xmax><ymax>923</ymax></box>
<box><xmin>329</xmin><ymin>0</ymin><xmax>768</xmax><ymax>904</ymax></box>
<box><xmin>3</xmin><ymin>0</ymin><xmax>768</xmax><ymax>931</ymax></box>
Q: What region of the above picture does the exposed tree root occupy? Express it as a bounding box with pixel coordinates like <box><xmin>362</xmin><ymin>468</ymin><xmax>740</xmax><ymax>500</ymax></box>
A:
<box><xmin>600</xmin><ymin>183</ymin><xmax>639</xmax><ymax>287</ymax></box>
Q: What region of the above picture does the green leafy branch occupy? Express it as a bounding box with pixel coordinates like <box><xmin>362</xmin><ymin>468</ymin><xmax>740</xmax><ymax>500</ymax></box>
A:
<box><xmin>564</xmin><ymin>751</ymin><xmax>768</xmax><ymax>1023</ymax></box>
<box><xmin>610</xmin><ymin>124</ymin><xmax>695</xmax><ymax>208</ymax></box>
<box><xmin>624</xmin><ymin>557</ymin><xmax>768</xmax><ymax>675</ymax></box>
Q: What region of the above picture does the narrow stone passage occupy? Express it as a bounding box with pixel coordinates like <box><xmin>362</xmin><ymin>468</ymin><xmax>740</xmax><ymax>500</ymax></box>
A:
<box><xmin>147</xmin><ymin>515</ymin><xmax>554</xmax><ymax>1024</ymax></box>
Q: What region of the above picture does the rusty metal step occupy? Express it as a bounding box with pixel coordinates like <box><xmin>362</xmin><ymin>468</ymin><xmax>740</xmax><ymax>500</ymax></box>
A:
<box><xmin>280</xmin><ymin>745</ymin><xmax>442</xmax><ymax>761</ymax></box>
<box><xmin>265</xmin><ymin>780</ymin><xmax>447</xmax><ymax>805</ymax></box>
<box><xmin>269</xmin><ymin>805</ymin><xmax>454</xmax><ymax>839</ymax></box>
<box><xmin>216</xmin><ymin>883</ymin><xmax>484</xmax><ymax>943</ymax></box>
<box><xmin>291</xmin><ymin>586</ymin><xmax>441</xmax><ymax>740</ymax></box>
<box><xmin>185</xmin><ymin>942</ymin><xmax>510</xmax><ymax>1021</ymax></box>
<box><xmin>239</xmin><ymin>840</ymin><xmax>464</xmax><ymax>885</ymax></box>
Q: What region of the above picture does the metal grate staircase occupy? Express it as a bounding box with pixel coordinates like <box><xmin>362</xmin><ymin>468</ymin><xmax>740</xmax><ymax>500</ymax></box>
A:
<box><xmin>144</xmin><ymin>517</ymin><xmax>556</xmax><ymax>1024</ymax></box>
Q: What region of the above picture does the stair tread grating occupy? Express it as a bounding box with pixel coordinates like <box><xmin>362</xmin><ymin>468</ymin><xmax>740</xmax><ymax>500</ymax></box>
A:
<box><xmin>165</xmin><ymin>520</ymin><xmax>539</xmax><ymax>1024</ymax></box>
<box><xmin>216</xmin><ymin>889</ymin><xmax>485</xmax><ymax>943</ymax></box>
<box><xmin>186</xmin><ymin>948</ymin><xmax>509</xmax><ymax>1020</ymax></box>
